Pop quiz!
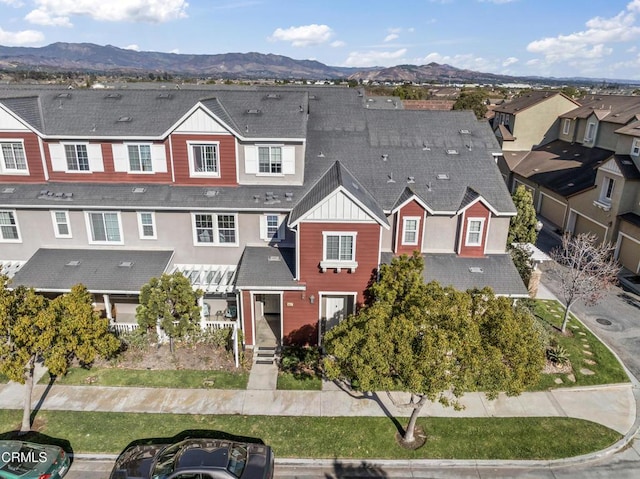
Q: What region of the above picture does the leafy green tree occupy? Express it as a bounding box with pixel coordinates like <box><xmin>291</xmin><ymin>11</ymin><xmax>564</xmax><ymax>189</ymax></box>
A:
<box><xmin>510</xmin><ymin>244</ymin><xmax>534</xmax><ymax>287</ymax></box>
<box><xmin>136</xmin><ymin>272</ymin><xmax>203</xmax><ymax>348</ymax></box>
<box><xmin>323</xmin><ymin>254</ymin><xmax>545</xmax><ymax>445</ymax></box>
<box><xmin>508</xmin><ymin>185</ymin><xmax>539</xmax><ymax>244</ymax></box>
<box><xmin>453</xmin><ymin>90</ymin><xmax>488</xmax><ymax>119</ymax></box>
<box><xmin>0</xmin><ymin>279</ymin><xmax>119</xmax><ymax>431</ymax></box>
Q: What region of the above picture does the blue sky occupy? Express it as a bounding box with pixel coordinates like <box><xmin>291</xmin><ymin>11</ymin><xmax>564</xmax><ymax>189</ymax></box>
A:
<box><xmin>1</xmin><ymin>0</ymin><xmax>640</xmax><ymax>80</ymax></box>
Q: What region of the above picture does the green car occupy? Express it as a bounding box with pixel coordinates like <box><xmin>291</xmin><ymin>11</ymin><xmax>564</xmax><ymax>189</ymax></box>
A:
<box><xmin>0</xmin><ymin>440</ymin><xmax>70</xmax><ymax>479</ymax></box>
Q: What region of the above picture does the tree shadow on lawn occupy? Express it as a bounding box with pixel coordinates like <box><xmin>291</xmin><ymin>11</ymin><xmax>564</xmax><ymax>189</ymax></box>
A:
<box><xmin>327</xmin><ymin>459</ymin><xmax>389</xmax><ymax>478</ymax></box>
<box><xmin>117</xmin><ymin>429</ymin><xmax>266</xmax><ymax>456</ymax></box>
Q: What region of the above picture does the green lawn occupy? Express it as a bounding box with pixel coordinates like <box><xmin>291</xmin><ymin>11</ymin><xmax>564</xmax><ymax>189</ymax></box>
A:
<box><xmin>0</xmin><ymin>373</ymin><xmax>7</xmax><ymax>384</ymax></box>
<box><xmin>530</xmin><ymin>300</ymin><xmax>629</xmax><ymax>390</ymax></box>
<box><xmin>0</xmin><ymin>409</ymin><xmax>621</xmax><ymax>460</ymax></box>
<box><xmin>277</xmin><ymin>372</ymin><xmax>322</xmax><ymax>390</ymax></box>
<box><xmin>40</xmin><ymin>368</ymin><xmax>248</xmax><ymax>390</ymax></box>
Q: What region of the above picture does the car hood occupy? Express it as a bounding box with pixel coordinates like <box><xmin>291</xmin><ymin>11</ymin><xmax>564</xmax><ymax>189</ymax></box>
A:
<box><xmin>110</xmin><ymin>444</ymin><xmax>164</xmax><ymax>479</ymax></box>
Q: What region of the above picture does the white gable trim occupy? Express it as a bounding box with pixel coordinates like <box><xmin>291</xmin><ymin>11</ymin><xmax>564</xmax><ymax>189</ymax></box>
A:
<box><xmin>456</xmin><ymin>195</ymin><xmax>510</xmax><ymax>217</ymax></box>
<box><xmin>391</xmin><ymin>194</ymin><xmax>434</xmax><ymax>215</ymax></box>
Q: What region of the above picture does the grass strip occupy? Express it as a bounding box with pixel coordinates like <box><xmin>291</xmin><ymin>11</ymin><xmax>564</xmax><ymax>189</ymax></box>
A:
<box><xmin>276</xmin><ymin>372</ymin><xmax>322</xmax><ymax>390</ymax></box>
<box><xmin>39</xmin><ymin>368</ymin><xmax>248</xmax><ymax>390</ymax></box>
<box><xmin>0</xmin><ymin>410</ymin><xmax>620</xmax><ymax>460</ymax></box>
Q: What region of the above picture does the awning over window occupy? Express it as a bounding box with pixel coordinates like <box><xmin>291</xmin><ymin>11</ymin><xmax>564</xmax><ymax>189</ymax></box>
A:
<box><xmin>171</xmin><ymin>264</ymin><xmax>237</xmax><ymax>293</ymax></box>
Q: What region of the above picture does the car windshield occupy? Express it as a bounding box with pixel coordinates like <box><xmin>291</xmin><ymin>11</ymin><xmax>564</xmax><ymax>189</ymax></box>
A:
<box><xmin>151</xmin><ymin>443</ymin><xmax>182</xmax><ymax>479</ymax></box>
<box><xmin>226</xmin><ymin>444</ymin><xmax>247</xmax><ymax>478</ymax></box>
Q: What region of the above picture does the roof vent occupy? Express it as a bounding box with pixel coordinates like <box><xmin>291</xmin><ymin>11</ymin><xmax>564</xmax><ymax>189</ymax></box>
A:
<box><xmin>2</xmin><ymin>187</ymin><xmax>15</xmax><ymax>194</ymax></box>
<box><xmin>265</xmin><ymin>93</ymin><xmax>281</xmax><ymax>99</ymax></box>
<box><xmin>381</xmin><ymin>154</ymin><xmax>388</xmax><ymax>161</ymax></box>
<box><xmin>574</xmin><ymin>153</ymin><xmax>580</xmax><ymax>157</ymax></box>
<box><xmin>117</xmin><ymin>116</ymin><xmax>132</xmax><ymax>122</ymax></box>
<box><xmin>57</xmin><ymin>92</ymin><xmax>71</xmax><ymax>99</ymax></box>
<box><xmin>567</xmin><ymin>182</ymin><xmax>575</xmax><ymax>187</ymax></box>
<box><xmin>309</xmin><ymin>94</ymin><xmax>318</xmax><ymax>100</ymax></box>
<box><xmin>469</xmin><ymin>267</ymin><xmax>484</xmax><ymax>273</ymax></box>
<box><xmin>118</xmin><ymin>261</ymin><xmax>134</xmax><ymax>268</ymax></box>
<box><xmin>422</xmin><ymin>142</ymin><xmax>431</xmax><ymax>151</ymax></box>
<box><xmin>268</xmin><ymin>255</ymin><xmax>281</xmax><ymax>262</ymax></box>
<box><xmin>622</xmin><ymin>160</ymin><xmax>633</xmax><ymax>165</ymax></box>
<box><xmin>317</xmin><ymin>151</ymin><xmax>325</xmax><ymax>158</ymax></box>
<box><xmin>351</xmin><ymin>182</ymin><xmax>360</xmax><ymax>190</ymax></box>
<box><xmin>459</xmin><ymin>129</ymin><xmax>471</xmax><ymax>134</ymax></box>
<box><xmin>105</xmin><ymin>92</ymin><xmax>121</xmax><ymax>99</ymax></box>
<box><xmin>387</xmin><ymin>173</ymin><xmax>395</xmax><ymax>183</ymax></box>
<box><xmin>132</xmin><ymin>187</ymin><xmax>146</xmax><ymax>194</ymax></box>
<box><xmin>246</xmin><ymin>109</ymin><xmax>261</xmax><ymax>115</ymax></box>
<box><xmin>66</xmin><ymin>260</ymin><xmax>81</xmax><ymax>267</ymax></box>
<box><xmin>157</xmin><ymin>92</ymin><xmax>173</xmax><ymax>99</ymax></box>
<box><xmin>437</xmin><ymin>173</ymin><xmax>450</xmax><ymax>180</ymax></box>
<box><xmin>204</xmin><ymin>189</ymin><xmax>219</xmax><ymax>197</ymax></box>
<box><xmin>407</xmin><ymin>176</ymin><xmax>415</xmax><ymax>184</ymax></box>
<box><xmin>285</xmin><ymin>192</ymin><xmax>293</xmax><ymax>201</ymax></box>
<box><xmin>446</xmin><ymin>149</ymin><xmax>458</xmax><ymax>155</ymax></box>
<box><xmin>253</xmin><ymin>195</ymin><xmax>260</xmax><ymax>203</ymax></box>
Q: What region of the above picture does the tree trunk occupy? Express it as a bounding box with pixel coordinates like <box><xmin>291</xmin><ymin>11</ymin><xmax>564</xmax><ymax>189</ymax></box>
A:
<box><xmin>561</xmin><ymin>305</ymin><xmax>571</xmax><ymax>333</ymax></box>
<box><xmin>21</xmin><ymin>356</ymin><xmax>35</xmax><ymax>432</ymax></box>
<box><xmin>403</xmin><ymin>395</ymin><xmax>428</xmax><ymax>443</ymax></box>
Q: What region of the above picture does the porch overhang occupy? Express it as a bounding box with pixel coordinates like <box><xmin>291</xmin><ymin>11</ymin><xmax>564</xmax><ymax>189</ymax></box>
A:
<box><xmin>170</xmin><ymin>264</ymin><xmax>237</xmax><ymax>294</ymax></box>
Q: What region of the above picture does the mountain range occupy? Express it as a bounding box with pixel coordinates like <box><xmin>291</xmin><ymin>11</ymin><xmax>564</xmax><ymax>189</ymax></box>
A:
<box><xmin>0</xmin><ymin>42</ymin><xmax>625</xmax><ymax>85</ymax></box>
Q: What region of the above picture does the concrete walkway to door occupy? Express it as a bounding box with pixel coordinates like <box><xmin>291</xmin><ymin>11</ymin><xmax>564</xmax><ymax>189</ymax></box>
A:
<box><xmin>246</xmin><ymin>314</ymin><xmax>279</xmax><ymax>390</ymax></box>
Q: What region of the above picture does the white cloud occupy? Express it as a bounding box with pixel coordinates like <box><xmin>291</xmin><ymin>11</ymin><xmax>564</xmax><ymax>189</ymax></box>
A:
<box><xmin>0</xmin><ymin>27</ymin><xmax>44</xmax><ymax>45</ymax></box>
<box><xmin>124</xmin><ymin>44</ymin><xmax>140</xmax><ymax>51</ymax></box>
<box><xmin>384</xmin><ymin>33</ymin><xmax>399</xmax><ymax>42</ymax></box>
<box><xmin>330</xmin><ymin>40</ymin><xmax>345</xmax><ymax>48</ymax></box>
<box><xmin>478</xmin><ymin>0</ymin><xmax>517</xmax><ymax>4</ymax></box>
<box><xmin>343</xmin><ymin>48</ymin><xmax>407</xmax><ymax>67</ymax></box>
<box><xmin>25</xmin><ymin>0</ymin><xmax>189</xmax><ymax>27</ymax></box>
<box><xmin>502</xmin><ymin>56</ymin><xmax>518</xmax><ymax>67</ymax></box>
<box><xmin>527</xmin><ymin>2</ymin><xmax>640</xmax><ymax>64</ymax></box>
<box><xmin>0</xmin><ymin>0</ymin><xmax>24</xmax><ymax>7</ymax></box>
<box><xmin>269</xmin><ymin>24</ymin><xmax>334</xmax><ymax>47</ymax></box>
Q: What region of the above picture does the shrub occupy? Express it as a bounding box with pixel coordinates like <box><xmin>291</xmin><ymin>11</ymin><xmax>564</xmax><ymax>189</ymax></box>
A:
<box><xmin>279</xmin><ymin>346</ymin><xmax>320</xmax><ymax>376</ymax></box>
<box><xmin>547</xmin><ymin>345</ymin><xmax>570</xmax><ymax>365</ymax></box>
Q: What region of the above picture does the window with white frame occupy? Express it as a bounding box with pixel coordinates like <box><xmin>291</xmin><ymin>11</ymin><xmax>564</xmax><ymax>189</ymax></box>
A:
<box><xmin>86</xmin><ymin>211</ymin><xmax>122</xmax><ymax>243</ymax></box>
<box><xmin>324</xmin><ymin>233</ymin><xmax>355</xmax><ymax>262</ymax></box>
<box><xmin>562</xmin><ymin>119</ymin><xmax>571</xmax><ymax>135</ymax></box>
<box><xmin>137</xmin><ymin>212</ymin><xmax>156</xmax><ymax>239</ymax></box>
<box><xmin>0</xmin><ymin>142</ymin><xmax>27</xmax><ymax>173</ymax></box>
<box><xmin>402</xmin><ymin>217</ymin><xmax>420</xmax><ymax>245</ymax></box>
<box><xmin>65</xmin><ymin>144</ymin><xmax>90</xmax><ymax>171</ymax></box>
<box><xmin>258</xmin><ymin>146</ymin><xmax>282</xmax><ymax>174</ymax></box>
<box><xmin>128</xmin><ymin>144</ymin><xmax>152</xmax><ymax>172</ymax></box>
<box><xmin>261</xmin><ymin>214</ymin><xmax>284</xmax><ymax>241</ymax></box>
<box><xmin>600</xmin><ymin>176</ymin><xmax>615</xmax><ymax>204</ymax></box>
<box><xmin>189</xmin><ymin>142</ymin><xmax>219</xmax><ymax>175</ymax></box>
<box><xmin>585</xmin><ymin>122</ymin><xmax>597</xmax><ymax>142</ymax></box>
<box><xmin>631</xmin><ymin>138</ymin><xmax>640</xmax><ymax>156</ymax></box>
<box><xmin>0</xmin><ymin>210</ymin><xmax>20</xmax><ymax>241</ymax></box>
<box><xmin>51</xmin><ymin>210</ymin><xmax>71</xmax><ymax>238</ymax></box>
<box><xmin>193</xmin><ymin>213</ymin><xmax>237</xmax><ymax>245</ymax></box>
<box><xmin>465</xmin><ymin>218</ymin><xmax>484</xmax><ymax>246</ymax></box>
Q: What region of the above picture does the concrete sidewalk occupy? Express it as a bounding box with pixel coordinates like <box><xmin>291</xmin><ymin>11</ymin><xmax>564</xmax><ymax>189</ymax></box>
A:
<box><xmin>0</xmin><ymin>379</ymin><xmax>635</xmax><ymax>435</ymax></box>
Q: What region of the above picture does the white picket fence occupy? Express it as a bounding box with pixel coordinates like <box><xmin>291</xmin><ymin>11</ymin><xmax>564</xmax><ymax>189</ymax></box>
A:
<box><xmin>110</xmin><ymin>320</ymin><xmax>237</xmax><ymax>335</ymax></box>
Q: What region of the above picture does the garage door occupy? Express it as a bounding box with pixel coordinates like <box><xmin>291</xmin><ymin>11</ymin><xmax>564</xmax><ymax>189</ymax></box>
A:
<box><xmin>617</xmin><ymin>235</ymin><xmax>640</xmax><ymax>274</ymax></box>
<box><xmin>539</xmin><ymin>194</ymin><xmax>566</xmax><ymax>229</ymax></box>
<box><xmin>573</xmin><ymin>214</ymin><xmax>606</xmax><ymax>244</ymax></box>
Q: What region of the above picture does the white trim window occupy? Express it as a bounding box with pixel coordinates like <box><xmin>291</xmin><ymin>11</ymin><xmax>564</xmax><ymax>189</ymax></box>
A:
<box><xmin>128</xmin><ymin>144</ymin><xmax>153</xmax><ymax>172</ymax></box>
<box><xmin>65</xmin><ymin>144</ymin><xmax>90</xmax><ymax>171</ymax></box>
<box><xmin>137</xmin><ymin>211</ymin><xmax>156</xmax><ymax>239</ymax></box>
<box><xmin>51</xmin><ymin>210</ymin><xmax>71</xmax><ymax>238</ymax></box>
<box><xmin>0</xmin><ymin>210</ymin><xmax>20</xmax><ymax>242</ymax></box>
<box><xmin>600</xmin><ymin>176</ymin><xmax>615</xmax><ymax>204</ymax></box>
<box><xmin>465</xmin><ymin>218</ymin><xmax>485</xmax><ymax>246</ymax></box>
<box><xmin>631</xmin><ymin>138</ymin><xmax>640</xmax><ymax>157</ymax></box>
<box><xmin>584</xmin><ymin>122</ymin><xmax>597</xmax><ymax>142</ymax></box>
<box><xmin>321</xmin><ymin>232</ymin><xmax>358</xmax><ymax>272</ymax></box>
<box><xmin>189</xmin><ymin>142</ymin><xmax>219</xmax><ymax>176</ymax></box>
<box><xmin>86</xmin><ymin>211</ymin><xmax>122</xmax><ymax>244</ymax></box>
<box><xmin>0</xmin><ymin>141</ymin><xmax>28</xmax><ymax>174</ymax></box>
<box><xmin>260</xmin><ymin>214</ymin><xmax>285</xmax><ymax>241</ymax></box>
<box><xmin>193</xmin><ymin>213</ymin><xmax>238</xmax><ymax>245</ymax></box>
<box><xmin>562</xmin><ymin>118</ymin><xmax>571</xmax><ymax>135</ymax></box>
<box><xmin>258</xmin><ymin>146</ymin><xmax>282</xmax><ymax>174</ymax></box>
<box><xmin>402</xmin><ymin>216</ymin><xmax>420</xmax><ymax>245</ymax></box>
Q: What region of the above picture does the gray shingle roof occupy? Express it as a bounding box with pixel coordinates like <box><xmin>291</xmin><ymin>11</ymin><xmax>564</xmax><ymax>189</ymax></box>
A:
<box><xmin>561</xmin><ymin>95</ymin><xmax>640</xmax><ymax>125</ymax></box>
<box><xmin>10</xmin><ymin>248</ymin><xmax>173</xmax><ymax>293</ymax></box>
<box><xmin>494</xmin><ymin>91</ymin><xmax>574</xmax><ymax>115</ymax></box>
<box><xmin>234</xmin><ymin>246</ymin><xmax>300</xmax><ymax>289</ymax></box>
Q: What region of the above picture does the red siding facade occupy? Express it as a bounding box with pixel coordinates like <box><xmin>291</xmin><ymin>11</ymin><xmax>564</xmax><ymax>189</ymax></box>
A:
<box><xmin>394</xmin><ymin>200</ymin><xmax>425</xmax><ymax>255</ymax></box>
<box><xmin>458</xmin><ymin>201</ymin><xmax>491</xmax><ymax>257</ymax></box>
<box><xmin>170</xmin><ymin>133</ymin><xmax>238</xmax><ymax>186</ymax></box>
<box><xmin>0</xmin><ymin>132</ymin><xmax>46</xmax><ymax>182</ymax></box>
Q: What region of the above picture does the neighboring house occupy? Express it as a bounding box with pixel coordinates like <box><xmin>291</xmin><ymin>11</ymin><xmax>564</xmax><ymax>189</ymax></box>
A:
<box><xmin>0</xmin><ymin>86</ymin><xmax>526</xmax><ymax>348</ymax></box>
<box><xmin>493</xmin><ymin>90</ymin><xmax>580</xmax><ymax>152</ymax></box>
<box><xmin>498</xmin><ymin>94</ymin><xmax>640</xmax><ymax>276</ymax></box>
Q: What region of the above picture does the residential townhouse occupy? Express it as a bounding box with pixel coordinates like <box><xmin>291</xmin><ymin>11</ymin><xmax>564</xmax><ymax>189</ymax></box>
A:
<box><xmin>497</xmin><ymin>94</ymin><xmax>640</xmax><ymax>277</ymax></box>
<box><xmin>0</xmin><ymin>86</ymin><xmax>526</xmax><ymax>349</ymax></box>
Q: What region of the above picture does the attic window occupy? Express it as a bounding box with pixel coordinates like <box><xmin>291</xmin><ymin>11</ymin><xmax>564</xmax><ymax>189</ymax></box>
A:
<box><xmin>469</xmin><ymin>267</ymin><xmax>484</xmax><ymax>273</ymax></box>
<box><xmin>105</xmin><ymin>93</ymin><xmax>121</xmax><ymax>99</ymax></box>
<box><xmin>446</xmin><ymin>149</ymin><xmax>459</xmax><ymax>155</ymax></box>
<box><xmin>132</xmin><ymin>187</ymin><xmax>146</xmax><ymax>194</ymax></box>
<box><xmin>66</xmin><ymin>260</ymin><xmax>80</xmax><ymax>267</ymax></box>
<box><xmin>117</xmin><ymin>116</ymin><xmax>132</xmax><ymax>122</ymax></box>
<box><xmin>437</xmin><ymin>173</ymin><xmax>450</xmax><ymax>180</ymax></box>
<box><xmin>118</xmin><ymin>261</ymin><xmax>134</xmax><ymax>268</ymax></box>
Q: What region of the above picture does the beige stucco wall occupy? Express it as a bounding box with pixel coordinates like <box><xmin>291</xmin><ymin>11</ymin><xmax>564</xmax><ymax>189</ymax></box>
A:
<box><xmin>485</xmin><ymin>216</ymin><xmax>510</xmax><ymax>253</ymax></box>
<box><xmin>595</xmin><ymin>122</ymin><xmax>619</xmax><ymax>151</ymax></box>
<box><xmin>423</xmin><ymin>215</ymin><xmax>457</xmax><ymax>253</ymax></box>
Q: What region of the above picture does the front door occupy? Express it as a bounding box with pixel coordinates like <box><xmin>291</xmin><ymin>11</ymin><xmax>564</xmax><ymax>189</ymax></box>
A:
<box><xmin>325</xmin><ymin>296</ymin><xmax>346</xmax><ymax>331</ymax></box>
